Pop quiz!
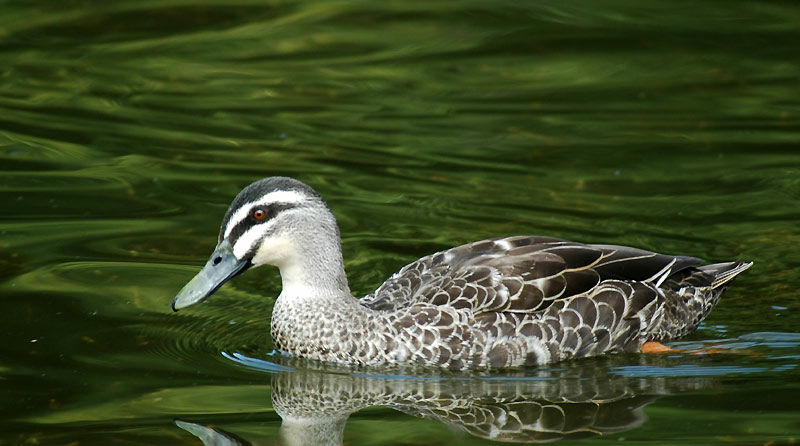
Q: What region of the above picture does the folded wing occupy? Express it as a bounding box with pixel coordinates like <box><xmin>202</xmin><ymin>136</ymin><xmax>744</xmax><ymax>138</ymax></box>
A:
<box><xmin>360</xmin><ymin>236</ymin><xmax>704</xmax><ymax>315</ymax></box>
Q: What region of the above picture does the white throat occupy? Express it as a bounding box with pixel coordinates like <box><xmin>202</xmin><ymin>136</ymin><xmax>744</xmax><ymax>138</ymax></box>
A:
<box><xmin>246</xmin><ymin>218</ymin><xmax>351</xmax><ymax>300</ymax></box>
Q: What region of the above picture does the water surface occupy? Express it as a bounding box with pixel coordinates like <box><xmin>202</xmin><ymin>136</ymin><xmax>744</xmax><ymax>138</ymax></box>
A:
<box><xmin>1</xmin><ymin>1</ymin><xmax>799</xmax><ymax>444</ymax></box>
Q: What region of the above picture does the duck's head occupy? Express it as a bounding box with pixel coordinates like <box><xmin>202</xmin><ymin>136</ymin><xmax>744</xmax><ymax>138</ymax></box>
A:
<box><xmin>172</xmin><ymin>177</ymin><xmax>346</xmax><ymax>311</ymax></box>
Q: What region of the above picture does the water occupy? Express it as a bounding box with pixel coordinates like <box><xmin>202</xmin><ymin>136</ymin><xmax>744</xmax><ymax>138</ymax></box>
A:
<box><xmin>1</xmin><ymin>0</ymin><xmax>799</xmax><ymax>444</ymax></box>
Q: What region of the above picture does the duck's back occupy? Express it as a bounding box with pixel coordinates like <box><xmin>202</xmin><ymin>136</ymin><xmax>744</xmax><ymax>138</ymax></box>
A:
<box><xmin>360</xmin><ymin>235</ymin><xmax>703</xmax><ymax>314</ymax></box>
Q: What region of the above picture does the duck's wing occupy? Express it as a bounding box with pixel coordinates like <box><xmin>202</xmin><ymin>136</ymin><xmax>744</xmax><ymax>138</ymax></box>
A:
<box><xmin>360</xmin><ymin>236</ymin><xmax>703</xmax><ymax>314</ymax></box>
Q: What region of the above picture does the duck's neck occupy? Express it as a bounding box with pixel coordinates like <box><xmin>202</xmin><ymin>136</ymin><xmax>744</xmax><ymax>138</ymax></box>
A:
<box><xmin>276</xmin><ymin>223</ymin><xmax>351</xmax><ymax>300</ymax></box>
<box><xmin>267</xmin><ymin>213</ymin><xmax>380</xmax><ymax>361</ymax></box>
<box><xmin>255</xmin><ymin>210</ymin><xmax>351</xmax><ymax>300</ymax></box>
<box><xmin>278</xmin><ymin>247</ymin><xmax>350</xmax><ymax>300</ymax></box>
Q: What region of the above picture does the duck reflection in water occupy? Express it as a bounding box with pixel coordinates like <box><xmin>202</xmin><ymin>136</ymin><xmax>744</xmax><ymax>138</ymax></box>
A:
<box><xmin>175</xmin><ymin>354</ymin><xmax>713</xmax><ymax>446</ymax></box>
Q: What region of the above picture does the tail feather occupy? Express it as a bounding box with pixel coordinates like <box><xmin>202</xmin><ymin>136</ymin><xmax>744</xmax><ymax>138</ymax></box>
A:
<box><xmin>698</xmin><ymin>261</ymin><xmax>753</xmax><ymax>289</ymax></box>
<box><xmin>650</xmin><ymin>260</ymin><xmax>752</xmax><ymax>342</ymax></box>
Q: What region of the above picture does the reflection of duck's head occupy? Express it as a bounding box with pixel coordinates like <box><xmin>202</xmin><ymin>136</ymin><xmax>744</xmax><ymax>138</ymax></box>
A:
<box><xmin>279</xmin><ymin>412</ymin><xmax>347</xmax><ymax>446</ymax></box>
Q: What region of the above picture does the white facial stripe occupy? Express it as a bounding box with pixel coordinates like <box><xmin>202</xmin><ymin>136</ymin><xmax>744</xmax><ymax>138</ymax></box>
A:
<box><xmin>223</xmin><ymin>190</ymin><xmax>307</xmax><ymax>239</ymax></box>
<box><xmin>232</xmin><ymin>223</ymin><xmax>273</xmax><ymax>259</ymax></box>
<box><xmin>224</xmin><ymin>203</ymin><xmax>257</xmax><ymax>239</ymax></box>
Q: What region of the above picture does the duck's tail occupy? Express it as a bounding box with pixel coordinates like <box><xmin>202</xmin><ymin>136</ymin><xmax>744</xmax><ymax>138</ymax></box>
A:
<box><xmin>699</xmin><ymin>261</ymin><xmax>754</xmax><ymax>289</ymax></box>
<box><xmin>649</xmin><ymin>260</ymin><xmax>752</xmax><ymax>342</ymax></box>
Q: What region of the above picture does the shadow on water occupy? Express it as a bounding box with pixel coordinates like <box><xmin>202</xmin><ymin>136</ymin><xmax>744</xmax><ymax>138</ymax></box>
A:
<box><xmin>174</xmin><ymin>352</ymin><xmax>727</xmax><ymax>445</ymax></box>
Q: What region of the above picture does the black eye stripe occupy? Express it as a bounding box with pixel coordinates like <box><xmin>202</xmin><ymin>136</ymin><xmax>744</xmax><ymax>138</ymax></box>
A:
<box><xmin>225</xmin><ymin>202</ymin><xmax>297</xmax><ymax>246</ymax></box>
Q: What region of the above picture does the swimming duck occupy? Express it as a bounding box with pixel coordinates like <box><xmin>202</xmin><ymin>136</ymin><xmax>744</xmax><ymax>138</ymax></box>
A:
<box><xmin>172</xmin><ymin>177</ymin><xmax>751</xmax><ymax>370</ymax></box>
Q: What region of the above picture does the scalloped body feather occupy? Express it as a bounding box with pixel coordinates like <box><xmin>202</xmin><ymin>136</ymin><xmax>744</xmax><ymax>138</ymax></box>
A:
<box><xmin>271</xmin><ymin>234</ymin><xmax>751</xmax><ymax>369</ymax></box>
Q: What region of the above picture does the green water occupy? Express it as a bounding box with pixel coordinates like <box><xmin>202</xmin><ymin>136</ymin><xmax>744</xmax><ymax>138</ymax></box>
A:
<box><xmin>2</xmin><ymin>0</ymin><xmax>799</xmax><ymax>444</ymax></box>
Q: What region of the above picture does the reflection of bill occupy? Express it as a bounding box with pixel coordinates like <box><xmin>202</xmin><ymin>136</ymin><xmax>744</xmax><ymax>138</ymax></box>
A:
<box><xmin>176</xmin><ymin>354</ymin><xmax>715</xmax><ymax>445</ymax></box>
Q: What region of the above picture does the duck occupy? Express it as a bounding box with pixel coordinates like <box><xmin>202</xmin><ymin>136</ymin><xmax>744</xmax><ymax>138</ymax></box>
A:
<box><xmin>172</xmin><ymin>177</ymin><xmax>752</xmax><ymax>370</ymax></box>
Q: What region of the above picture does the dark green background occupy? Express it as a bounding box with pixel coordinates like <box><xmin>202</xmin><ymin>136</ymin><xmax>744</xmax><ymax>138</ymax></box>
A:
<box><xmin>1</xmin><ymin>1</ymin><xmax>798</xmax><ymax>444</ymax></box>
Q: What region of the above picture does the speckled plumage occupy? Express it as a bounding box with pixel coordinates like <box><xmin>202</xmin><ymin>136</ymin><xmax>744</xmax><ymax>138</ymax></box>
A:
<box><xmin>174</xmin><ymin>177</ymin><xmax>752</xmax><ymax>370</ymax></box>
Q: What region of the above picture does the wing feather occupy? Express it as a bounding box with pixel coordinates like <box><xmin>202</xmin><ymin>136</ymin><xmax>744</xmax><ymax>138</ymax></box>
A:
<box><xmin>360</xmin><ymin>236</ymin><xmax>702</xmax><ymax>317</ymax></box>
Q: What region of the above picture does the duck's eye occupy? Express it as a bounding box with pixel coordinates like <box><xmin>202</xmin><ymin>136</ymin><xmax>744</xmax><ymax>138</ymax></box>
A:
<box><xmin>252</xmin><ymin>209</ymin><xmax>267</xmax><ymax>220</ymax></box>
